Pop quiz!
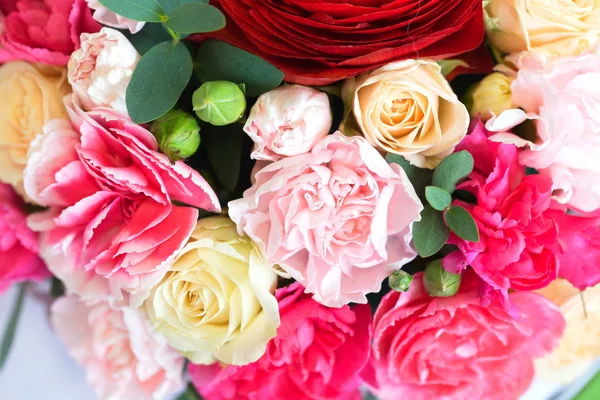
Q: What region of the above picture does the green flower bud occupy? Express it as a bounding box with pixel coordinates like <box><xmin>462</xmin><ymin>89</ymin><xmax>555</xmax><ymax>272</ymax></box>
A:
<box><xmin>192</xmin><ymin>81</ymin><xmax>246</xmax><ymax>126</ymax></box>
<box><xmin>151</xmin><ymin>110</ymin><xmax>200</xmax><ymax>162</ymax></box>
<box><xmin>423</xmin><ymin>259</ymin><xmax>461</xmax><ymax>298</ymax></box>
<box><xmin>389</xmin><ymin>270</ymin><xmax>414</xmax><ymax>292</ymax></box>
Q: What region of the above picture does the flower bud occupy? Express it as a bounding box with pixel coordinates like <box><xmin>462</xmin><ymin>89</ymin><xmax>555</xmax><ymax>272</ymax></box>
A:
<box><xmin>151</xmin><ymin>110</ymin><xmax>201</xmax><ymax>162</ymax></box>
<box><xmin>193</xmin><ymin>81</ymin><xmax>246</xmax><ymax>126</ymax></box>
<box><xmin>389</xmin><ymin>270</ymin><xmax>413</xmax><ymax>292</ymax></box>
<box><xmin>423</xmin><ymin>260</ymin><xmax>461</xmax><ymax>297</ymax></box>
<box><xmin>467</xmin><ymin>72</ymin><xmax>515</xmax><ymax>121</ymax></box>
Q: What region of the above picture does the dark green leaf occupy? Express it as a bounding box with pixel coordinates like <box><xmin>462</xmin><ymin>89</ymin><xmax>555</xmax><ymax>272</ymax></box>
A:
<box><xmin>166</xmin><ymin>3</ymin><xmax>225</xmax><ymax>34</ymax></box>
<box><xmin>127</xmin><ymin>41</ymin><xmax>193</xmax><ymax>123</ymax></box>
<box><xmin>425</xmin><ymin>186</ymin><xmax>452</xmax><ymax>211</ymax></box>
<box><xmin>0</xmin><ymin>284</ymin><xmax>27</xmax><ymax>370</ymax></box>
<box><xmin>385</xmin><ymin>153</ymin><xmax>432</xmax><ymax>199</ymax></box>
<box><xmin>124</xmin><ymin>23</ymin><xmax>172</xmax><ymax>55</ymax></box>
<box><xmin>526</xmin><ymin>167</ymin><xmax>539</xmax><ymax>175</ymax></box>
<box><xmin>431</xmin><ymin>150</ymin><xmax>474</xmax><ymax>194</ymax></box>
<box><xmin>160</xmin><ymin>0</ymin><xmax>208</xmax><ymax>14</ymax></box>
<box><xmin>176</xmin><ymin>384</ymin><xmax>203</xmax><ymax>400</ymax></box>
<box><xmin>202</xmin><ymin>124</ymin><xmax>244</xmax><ymax>191</ymax></box>
<box><xmin>50</xmin><ymin>278</ymin><xmax>65</xmax><ymax>298</ymax></box>
<box><xmin>413</xmin><ymin>206</ymin><xmax>450</xmax><ymax>258</ymax></box>
<box><xmin>99</xmin><ymin>0</ymin><xmax>165</xmax><ymax>22</ymax></box>
<box><xmin>195</xmin><ymin>40</ymin><xmax>284</xmax><ymax>97</ymax></box>
<box><xmin>444</xmin><ymin>205</ymin><xmax>480</xmax><ymax>242</ymax></box>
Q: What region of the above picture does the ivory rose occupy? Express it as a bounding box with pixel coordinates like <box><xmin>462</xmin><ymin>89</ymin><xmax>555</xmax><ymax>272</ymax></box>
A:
<box><xmin>245</xmin><ymin>85</ymin><xmax>331</xmax><ymax>161</ymax></box>
<box><xmin>25</xmin><ymin>95</ymin><xmax>221</xmax><ymax>306</ymax></box>
<box><xmin>146</xmin><ymin>216</ymin><xmax>280</xmax><ymax>366</ymax></box>
<box><xmin>468</xmin><ymin>71</ymin><xmax>515</xmax><ymax>120</ymax></box>
<box><xmin>341</xmin><ymin>59</ymin><xmax>469</xmax><ymax>169</ymax></box>
<box><xmin>485</xmin><ymin>0</ymin><xmax>600</xmax><ymax>57</ymax></box>
<box><xmin>51</xmin><ymin>296</ymin><xmax>184</xmax><ymax>400</ymax></box>
<box><xmin>0</xmin><ymin>62</ymin><xmax>70</xmax><ymax>193</ymax></box>
<box><xmin>85</xmin><ymin>0</ymin><xmax>145</xmax><ymax>33</ymax></box>
<box><xmin>229</xmin><ymin>133</ymin><xmax>423</xmax><ymax>307</ymax></box>
<box><xmin>364</xmin><ymin>271</ymin><xmax>565</xmax><ymax>400</ymax></box>
<box><xmin>68</xmin><ymin>28</ymin><xmax>140</xmax><ymax>117</ymax></box>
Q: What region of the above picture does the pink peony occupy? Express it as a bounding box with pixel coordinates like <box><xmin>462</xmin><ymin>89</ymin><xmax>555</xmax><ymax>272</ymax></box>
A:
<box><xmin>487</xmin><ymin>52</ymin><xmax>600</xmax><ymax>214</ymax></box>
<box><xmin>51</xmin><ymin>295</ymin><xmax>184</xmax><ymax>400</ymax></box>
<box><xmin>364</xmin><ymin>271</ymin><xmax>565</xmax><ymax>400</ymax></box>
<box><xmin>0</xmin><ymin>182</ymin><xmax>48</xmax><ymax>291</ymax></box>
<box><xmin>0</xmin><ymin>0</ymin><xmax>101</xmax><ymax>65</ymax></box>
<box><xmin>25</xmin><ymin>96</ymin><xmax>221</xmax><ymax>306</ymax></box>
<box><xmin>229</xmin><ymin>133</ymin><xmax>423</xmax><ymax>307</ymax></box>
<box><xmin>189</xmin><ymin>283</ymin><xmax>371</xmax><ymax>400</ymax></box>
<box><xmin>443</xmin><ymin>122</ymin><xmax>563</xmax><ymax>293</ymax></box>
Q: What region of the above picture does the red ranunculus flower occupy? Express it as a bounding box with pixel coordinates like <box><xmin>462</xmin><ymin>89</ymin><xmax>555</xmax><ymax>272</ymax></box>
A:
<box><xmin>205</xmin><ymin>0</ymin><xmax>485</xmax><ymax>85</ymax></box>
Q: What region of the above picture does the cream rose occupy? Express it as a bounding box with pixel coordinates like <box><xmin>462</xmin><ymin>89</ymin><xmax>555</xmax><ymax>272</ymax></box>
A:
<box><xmin>146</xmin><ymin>216</ymin><xmax>280</xmax><ymax>366</ymax></box>
<box><xmin>485</xmin><ymin>0</ymin><xmax>600</xmax><ymax>57</ymax></box>
<box><xmin>468</xmin><ymin>72</ymin><xmax>515</xmax><ymax>121</ymax></box>
<box><xmin>341</xmin><ymin>59</ymin><xmax>469</xmax><ymax>169</ymax></box>
<box><xmin>0</xmin><ymin>62</ymin><xmax>69</xmax><ymax>193</ymax></box>
<box><xmin>535</xmin><ymin>279</ymin><xmax>600</xmax><ymax>384</ymax></box>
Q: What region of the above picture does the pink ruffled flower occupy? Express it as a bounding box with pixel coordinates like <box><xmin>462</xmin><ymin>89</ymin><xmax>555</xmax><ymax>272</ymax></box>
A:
<box><xmin>487</xmin><ymin>52</ymin><xmax>600</xmax><ymax>214</ymax></box>
<box><xmin>51</xmin><ymin>296</ymin><xmax>184</xmax><ymax>400</ymax></box>
<box><xmin>25</xmin><ymin>97</ymin><xmax>221</xmax><ymax>306</ymax></box>
<box><xmin>189</xmin><ymin>283</ymin><xmax>371</xmax><ymax>400</ymax></box>
<box><xmin>0</xmin><ymin>182</ymin><xmax>48</xmax><ymax>291</ymax></box>
<box><xmin>0</xmin><ymin>0</ymin><xmax>101</xmax><ymax>65</ymax></box>
<box><xmin>364</xmin><ymin>271</ymin><xmax>565</xmax><ymax>400</ymax></box>
<box><xmin>85</xmin><ymin>0</ymin><xmax>145</xmax><ymax>34</ymax></box>
<box><xmin>443</xmin><ymin>122</ymin><xmax>563</xmax><ymax>293</ymax></box>
<box><xmin>229</xmin><ymin>133</ymin><xmax>423</xmax><ymax>307</ymax></box>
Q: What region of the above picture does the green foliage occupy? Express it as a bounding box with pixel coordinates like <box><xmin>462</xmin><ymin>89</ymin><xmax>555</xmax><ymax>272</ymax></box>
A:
<box><xmin>431</xmin><ymin>150</ymin><xmax>474</xmax><ymax>194</ymax></box>
<box><xmin>99</xmin><ymin>0</ymin><xmax>165</xmax><ymax>22</ymax></box>
<box><xmin>175</xmin><ymin>384</ymin><xmax>203</xmax><ymax>400</ymax></box>
<box><xmin>166</xmin><ymin>3</ymin><xmax>225</xmax><ymax>34</ymax></box>
<box><xmin>202</xmin><ymin>124</ymin><xmax>244</xmax><ymax>192</ymax></box>
<box><xmin>0</xmin><ymin>284</ymin><xmax>27</xmax><ymax>370</ymax></box>
<box><xmin>385</xmin><ymin>153</ymin><xmax>432</xmax><ymax>199</ymax></box>
<box><xmin>425</xmin><ymin>186</ymin><xmax>452</xmax><ymax>211</ymax></box>
<box><xmin>444</xmin><ymin>205</ymin><xmax>480</xmax><ymax>242</ymax></box>
<box><xmin>413</xmin><ymin>206</ymin><xmax>450</xmax><ymax>258</ymax></box>
<box><xmin>124</xmin><ymin>23</ymin><xmax>172</xmax><ymax>55</ymax></box>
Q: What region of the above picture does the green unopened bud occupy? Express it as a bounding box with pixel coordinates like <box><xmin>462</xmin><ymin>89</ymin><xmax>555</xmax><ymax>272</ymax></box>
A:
<box><xmin>423</xmin><ymin>260</ymin><xmax>461</xmax><ymax>297</ymax></box>
<box><xmin>389</xmin><ymin>270</ymin><xmax>414</xmax><ymax>292</ymax></box>
<box><xmin>193</xmin><ymin>81</ymin><xmax>246</xmax><ymax>126</ymax></box>
<box><xmin>151</xmin><ymin>110</ymin><xmax>200</xmax><ymax>162</ymax></box>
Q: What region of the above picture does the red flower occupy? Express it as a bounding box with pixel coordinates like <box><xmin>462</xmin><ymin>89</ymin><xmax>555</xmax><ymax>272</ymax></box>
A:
<box><xmin>204</xmin><ymin>0</ymin><xmax>485</xmax><ymax>85</ymax></box>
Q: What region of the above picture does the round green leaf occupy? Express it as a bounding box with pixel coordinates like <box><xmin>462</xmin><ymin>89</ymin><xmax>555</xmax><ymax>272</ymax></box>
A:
<box><xmin>126</xmin><ymin>41</ymin><xmax>193</xmax><ymax>123</ymax></box>
<box><xmin>425</xmin><ymin>186</ymin><xmax>452</xmax><ymax>211</ymax></box>
<box><xmin>166</xmin><ymin>3</ymin><xmax>225</xmax><ymax>34</ymax></box>
<box><xmin>386</xmin><ymin>153</ymin><xmax>432</xmax><ymax>200</ymax></box>
<box><xmin>432</xmin><ymin>150</ymin><xmax>474</xmax><ymax>194</ymax></box>
<box><xmin>99</xmin><ymin>0</ymin><xmax>165</xmax><ymax>22</ymax></box>
<box><xmin>160</xmin><ymin>0</ymin><xmax>209</xmax><ymax>15</ymax></box>
<box><xmin>444</xmin><ymin>205</ymin><xmax>480</xmax><ymax>242</ymax></box>
<box><xmin>413</xmin><ymin>206</ymin><xmax>450</xmax><ymax>258</ymax></box>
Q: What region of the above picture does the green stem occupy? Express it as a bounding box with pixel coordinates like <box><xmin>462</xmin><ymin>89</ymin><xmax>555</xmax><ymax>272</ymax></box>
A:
<box><xmin>0</xmin><ymin>283</ymin><xmax>27</xmax><ymax>370</ymax></box>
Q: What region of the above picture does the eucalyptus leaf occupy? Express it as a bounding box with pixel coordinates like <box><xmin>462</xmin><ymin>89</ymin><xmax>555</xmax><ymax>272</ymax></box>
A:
<box><xmin>385</xmin><ymin>153</ymin><xmax>432</xmax><ymax>199</ymax></box>
<box><xmin>166</xmin><ymin>3</ymin><xmax>225</xmax><ymax>34</ymax></box>
<box><xmin>425</xmin><ymin>186</ymin><xmax>452</xmax><ymax>211</ymax></box>
<box><xmin>160</xmin><ymin>0</ymin><xmax>209</xmax><ymax>15</ymax></box>
<box><xmin>0</xmin><ymin>284</ymin><xmax>27</xmax><ymax>370</ymax></box>
<box><xmin>124</xmin><ymin>23</ymin><xmax>172</xmax><ymax>55</ymax></box>
<box><xmin>444</xmin><ymin>205</ymin><xmax>480</xmax><ymax>242</ymax></box>
<box><xmin>196</xmin><ymin>40</ymin><xmax>284</xmax><ymax>97</ymax></box>
<box><xmin>431</xmin><ymin>150</ymin><xmax>474</xmax><ymax>194</ymax></box>
<box><xmin>99</xmin><ymin>0</ymin><xmax>165</xmax><ymax>22</ymax></box>
<box><xmin>413</xmin><ymin>206</ymin><xmax>450</xmax><ymax>258</ymax></box>
<box><xmin>126</xmin><ymin>41</ymin><xmax>193</xmax><ymax>123</ymax></box>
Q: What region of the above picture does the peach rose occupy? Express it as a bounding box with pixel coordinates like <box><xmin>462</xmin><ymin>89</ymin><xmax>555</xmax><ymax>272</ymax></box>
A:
<box><xmin>0</xmin><ymin>62</ymin><xmax>69</xmax><ymax>194</ymax></box>
<box><xmin>341</xmin><ymin>59</ymin><xmax>469</xmax><ymax>169</ymax></box>
<box><xmin>485</xmin><ymin>0</ymin><xmax>600</xmax><ymax>56</ymax></box>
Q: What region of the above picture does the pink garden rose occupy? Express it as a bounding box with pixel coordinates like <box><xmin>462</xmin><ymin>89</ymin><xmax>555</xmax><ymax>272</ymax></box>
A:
<box><xmin>443</xmin><ymin>122</ymin><xmax>563</xmax><ymax>293</ymax></box>
<box><xmin>487</xmin><ymin>52</ymin><xmax>600</xmax><ymax>214</ymax></box>
<box><xmin>25</xmin><ymin>97</ymin><xmax>221</xmax><ymax>306</ymax></box>
<box><xmin>364</xmin><ymin>271</ymin><xmax>565</xmax><ymax>400</ymax></box>
<box><xmin>189</xmin><ymin>283</ymin><xmax>371</xmax><ymax>400</ymax></box>
<box><xmin>51</xmin><ymin>296</ymin><xmax>184</xmax><ymax>400</ymax></box>
<box><xmin>229</xmin><ymin>133</ymin><xmax>423</xmax><ymax>307</ymax></box>
<box><xmin>0</xmin><ymin>0</ymin><xmax>100</xmax><ymax>65</ymax></box>
<box><xmin>85</xmin><ymin>0</ymin><xmax>145</xmax><ymax>34</ymax></box>
<box><xmin>0</xmin><ymin>182</ymin><xmax>48</xmax><ymax>291</ymax></box>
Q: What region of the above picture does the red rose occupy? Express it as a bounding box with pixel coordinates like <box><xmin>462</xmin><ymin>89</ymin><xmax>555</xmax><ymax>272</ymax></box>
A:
<box><xmin>204</xmin><ymin>0</ymin><xmax>484</xmax><ymax>85</ymax></box>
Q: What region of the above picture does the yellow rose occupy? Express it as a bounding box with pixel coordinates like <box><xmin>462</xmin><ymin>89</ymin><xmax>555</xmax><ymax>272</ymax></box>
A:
<box><xmin>146</xmin><ymin>216</ymin><xmax>280</xmax><ymax>366</ymax></box>
<box><xmin>485</xmin><ymin>0</ymin><xmax>600</xmax><ymax>57</ymax></box>
<box><xmin>0</xmin><ymin>62</ymin><xmax>70</xmax><ymax>193</ymax></box>
<box><xmin>535</xmin><ymin>279</ymin><xmax>600</xmax><ymax>384</ymax></box>
<box><xmin>341</xmin><ymin>59</ymin><xmax>469</xmax><ymax>169</ymax></box>
<box><xmin>468</xmin><ymin>72</ymin><xmax>515</xmax><ymax>121</ymax></box>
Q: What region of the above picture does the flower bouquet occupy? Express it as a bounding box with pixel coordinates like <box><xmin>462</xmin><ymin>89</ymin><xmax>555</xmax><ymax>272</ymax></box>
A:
<box><xmin>1</xmin><ymin>0</ymin><xmax>599</xmax><ymax>399</ymax></box>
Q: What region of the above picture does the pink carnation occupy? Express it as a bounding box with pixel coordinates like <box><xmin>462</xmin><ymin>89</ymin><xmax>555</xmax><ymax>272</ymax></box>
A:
<box><xmin>189</xmin><ymin>283</ymin><xmax>371</xmax><ymax>400</ymax></box>
<box><xmin>0</xmin><ymin>182</ymin><xmax>48</xmax><ymax>291</ymax></box>
<box><xmin>51</xmin><ymin>296</ymin><xmax>184</xmax><ymax>400</ymax></box>
<box><xmin>364</xmin><ymin>271</ymin><xmax>565</xmax><ymax>400</ymax></box>
<box><xmin>229</xmin><ymin>133</ymin><xmax>423</xmax><ymax>307</ymax></box>
<box><xmin>0</xmin><ymin>0</ymin><xmax>101</xmax><ymax>65</ymax></box>
<box><xmin>443</xmin><ymin>122</ymin><xmax>562</xmax><ymax>293</ymax></box>
<box><xmin>25</xmin><ymin>97</ymin><xmax>221</xmax><ymax>306</ymax></box>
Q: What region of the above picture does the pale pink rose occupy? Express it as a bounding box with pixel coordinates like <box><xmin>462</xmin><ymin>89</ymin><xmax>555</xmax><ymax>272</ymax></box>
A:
<box><xmin>68</xmin><ymin>27</ymin><xmax>140</xmax><ymax>117</ymax></box>
<box><xmin>85</xmin><ymin>0</ymin><xmax>145</xmax><ymax>34</ymax></box>
<box><xmin>244</xmin><ymin>85</ymin><xmax>331</xmax><ymax>161</ymax></box>
<box><xmin>26</xmin><ymin>95</ymin><xmax>221</xmax><ymax>306</ymax></box>
<box><xmin>0</xmin><ymin>182</ymin><xmax>49</xmax><ymax>291</ymax></box>
<box><xmin>364</xmin><ymin>271</ymin><xmax>565</xmax><ymax>400</ymax></box>
<box><xmin>51</xmin><ymin>296</ymin><xmax>184</xmax><ymax>400</ymax></box>
<box><xmin>487</xmin><ymin>52</ymin><xmax>600</xmax><ymax>213</ymax></box>
<box><xmin>229</xmin><ymin>132</ymin><xmax>423</xmax><ymax>307</ymax></box>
